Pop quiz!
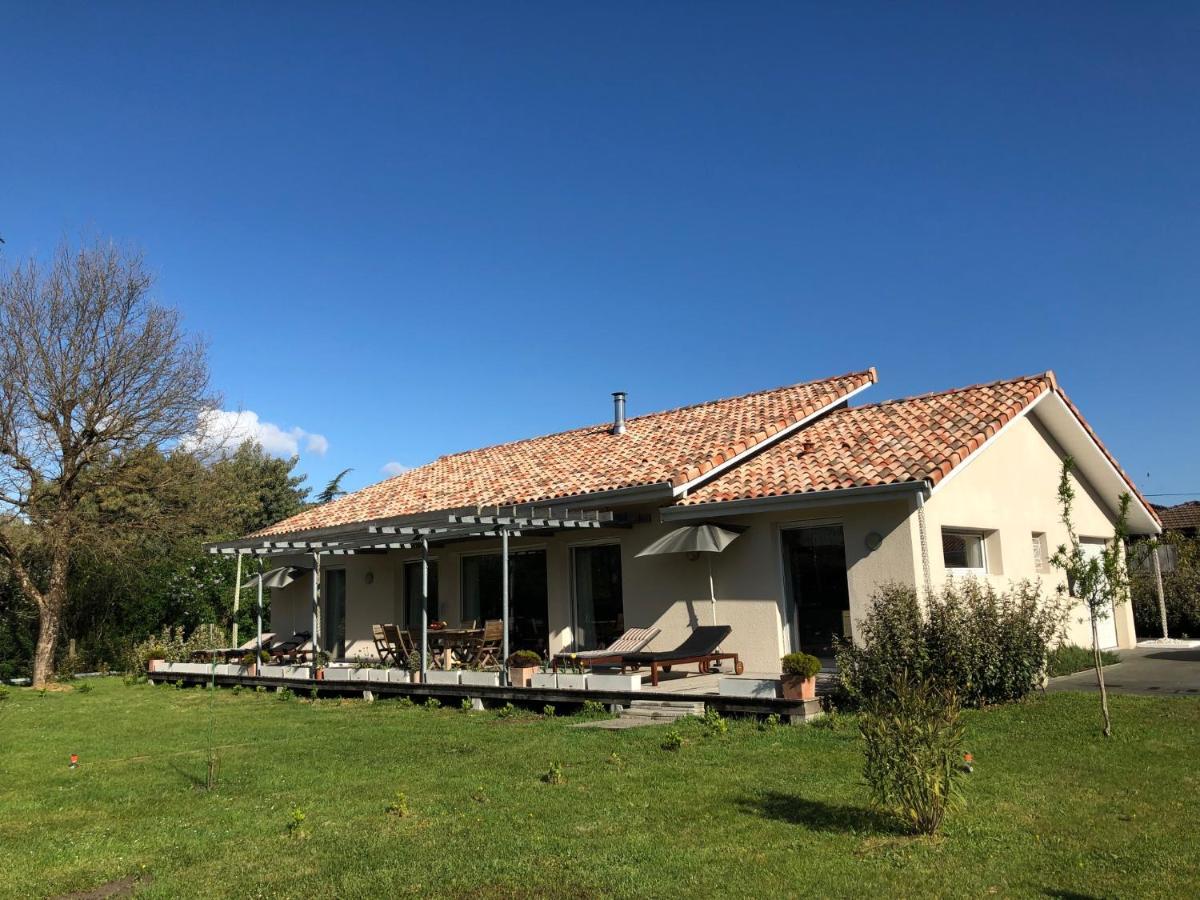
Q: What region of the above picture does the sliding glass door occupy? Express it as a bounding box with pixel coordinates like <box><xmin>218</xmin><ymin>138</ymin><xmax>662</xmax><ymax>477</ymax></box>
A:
<box><xmin>572</xmin><ymin>544</ymin><xmax>624</xmax><ymax>651</ymax></box>
<box><xmin>461</xmin><ymin>550</ymin><xmax>548</xmax><ymax>656</ymax></box>
<box><xmin>781</xmin><ymin>525</ymin><xmax>850</xmax><ymax>654</ymax></box>
<box><xmin>402</xmin><ymin>560</ymin><xmax>439</xmax><ymax>629</ymax></box>
<box><xmin>321</xmin><ymin>568</ymin><xmax>347</xmax><ymax>658</ymax></box>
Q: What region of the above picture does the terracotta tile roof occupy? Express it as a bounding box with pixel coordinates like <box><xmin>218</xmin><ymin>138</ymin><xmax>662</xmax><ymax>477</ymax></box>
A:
<box><xmin>678</xmin><ymin>374</ymin><xmax>1054</xmax><ymax>505</ymax></box>
<box><xmin>252</xmin><ymin>369</ymin><xmax>877</xmax><ymax>537</ymax></box>
<box><xmin>1157</xmin><ymin>502</ymin><xmax>1200</xmax><ymax>531</ymax></box>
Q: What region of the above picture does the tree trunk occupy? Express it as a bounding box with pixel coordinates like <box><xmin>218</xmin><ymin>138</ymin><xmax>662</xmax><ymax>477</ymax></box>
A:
<box><xmin>1091</xmin><ymin>614</ymin><xmax>1112</xmax><ymax>738</ymax></box>
<box><xmin>30</xmin><ymin>546</ymin><xmax>70</xmax><ymax>689</ymax></box>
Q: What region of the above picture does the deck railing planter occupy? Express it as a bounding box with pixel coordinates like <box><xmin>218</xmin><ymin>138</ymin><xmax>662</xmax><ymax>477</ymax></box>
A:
<box><xmin>530</xmin><ymin>672</ymin><xmax>558</xmax><ymax>689</ymax></box>
<box><xmin>325</xmin><ymin>667</ymin><xmax>354</xmax><ymax>682</ymax></box>
<box><xmin>461</xmin><ymin>670</ymin><xmax>501</xmax><ymax>687</ymax></box>
<box><xmin>556</xmin><ymin>673</ymin><xmax>587</xmax><ymax>690</ymax></box>
<box><xmin>585</xmin><ymin>673</ymin><xmax>641</xmax><ymax>692</ymax></box>
<box><xmin>425</xmin><ymin>670</ymin><xmax>461</xmax><ymax>685</ymax></box>
<box><xmin>387</xmin><ymin>669</ymin><xmax>411</xmax><ymax>684</ymax></box>
<box><xmin>259</xmin><ymin>665</ymin><xmax>315</xmax><ymax>680</ymax></box>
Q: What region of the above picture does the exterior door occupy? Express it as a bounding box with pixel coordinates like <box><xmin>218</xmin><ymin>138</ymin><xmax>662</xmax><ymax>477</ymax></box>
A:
<box><xmin>322</xmin><ymin>568</ymin><xmax>347</xmax><ymax>658</ymax></box>
<box><xmin>461</xmin><ymin>550</ymin><xmax>549</xmax><ymax>656</ymax></box>
<box><xmin>782</xmin><ymin>524</ymin><xmax>851</xmax><ymax>654</ymax></box>
<box><xmin>572</xmin><ymin>544</ymin><xmax>624</xmax><ymax>651</ymax></box>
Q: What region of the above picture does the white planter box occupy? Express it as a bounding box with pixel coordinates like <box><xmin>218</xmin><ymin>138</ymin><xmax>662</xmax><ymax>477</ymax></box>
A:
<box><xmin>167</xmin><ymin>663</ymin><xmax>208</xmax><ymax>676</ymax></box>
<box><xmin>586</xmin><ymin>673</ymin><xmax>642</xmax><ymax>692</ymax></box>
<box><xmin>557</xmin><ymin>673</ymin><xmax>587</xmax><ymax>690</ymax></box>
<box><xmin>531</xmin><ymin>672</ymin><xmax>558</xmax><ymax>689</ymax></box>
<box><xmin>324</xmin><ymin>668</ymin><xmax>354</xmax><ymax>682</ymax></box>
<box><xmin>215</xmin><ymin>664</ymin><xmax>251</xmax><ymax>677</ymax></box>
<box><xmin>387</xmin><ymin>669</ymin><xmax>411</xmax><ymax>684</ymax></box>
<box><xmin>367</xmin><ymin>669</ymin><xmax>391</xmax><ymax>683</ymax></box>
<box><xmin>424</xmin><ymin>670</ymin><xmax>461</xmax><ymax>685</ymax></box>
<box><xmin>351</xmin><ymin>669</ymin><xmax>374</xmax><ymax>683</ymax></box>
<box><xmin>283</xmin><ymin>666</ymin><xmax>313</xmax><ymax>680</ymax></box>
<box><xmin>259</xmin><ymin>665</ymin><xmax>286</xmax><ymax>679</ymax></box>
<box><xmin>719</xmin><ymin>676</ymin><xmax>780</xmax><ymax>699</ymax></box>
<box><xmin>460</xmin><ymin>671</ymin><xmax>501</xmax><ymax>687</ymax></box>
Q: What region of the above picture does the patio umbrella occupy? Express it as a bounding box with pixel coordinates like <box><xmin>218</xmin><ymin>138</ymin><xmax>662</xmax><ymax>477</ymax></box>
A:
<box><xmin>636</xmin><ymin>524</ymin><xmax>745</xmax><ymax>625</ymax></box>
<box><xmin>241</xmin><ymin>566</ymin><xmax>304</xmax><ymax>665</ymax></box>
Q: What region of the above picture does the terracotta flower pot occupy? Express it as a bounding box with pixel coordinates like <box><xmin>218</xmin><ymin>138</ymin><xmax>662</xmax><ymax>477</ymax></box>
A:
<box><xmin>508</xmin><ymin>665</ymin><xmax>537</xmax><ymax>687</ymax></box>
<box><xmin>781</xmin><ymin>674</ymin><xmax>816</xmax><ymax>701</ymax></box>
<box><xmin>148</xmin><ymin>658</ymin><xmax>165</xmax><ymax>673</ymax></box>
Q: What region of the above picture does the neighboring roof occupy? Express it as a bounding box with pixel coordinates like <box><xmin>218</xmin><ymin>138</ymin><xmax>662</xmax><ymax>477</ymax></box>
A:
<box><xmin>1157</xmin><ymin>502</ymin><xmax>1200</xmax><ymax>531</ymax></box>
<box><xmin>678</xmin><ymin>374</ymin><xmax>1051</xmax><ymax>505</ymax></box>
<box><xmin>676</xmin><ymin>372</ymin><xmax>1161</xmax><ymax>533</ymax></box>
<box><xmin>252</xmin><ymin>369</ymin><xmax>877</xmax><ymax>537</ymax></box>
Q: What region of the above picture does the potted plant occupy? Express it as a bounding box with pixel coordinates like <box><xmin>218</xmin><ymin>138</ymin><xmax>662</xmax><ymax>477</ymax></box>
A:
<box><xmin>780</xmin><ymin>652</ymin><xmax>821</xmax><ymax>700</ymax></box>
<box><xmin>313</xmin><ymin>650</ymin><xmax>332</xmax><ymax>681</ymax></box>
<box><xmin>236</xmin><ymin>650</ymin><xmax>269</xmax><ymax>677</ymax></box>
<box><xmin>404</xmin><ymin>650</ymin><xmax>421</xmax><ymax>684</ymax></box>
<box><xmin>506</xmin><ymin>650</ymin><xmax>541</xmax><ymax>687</ymax></box>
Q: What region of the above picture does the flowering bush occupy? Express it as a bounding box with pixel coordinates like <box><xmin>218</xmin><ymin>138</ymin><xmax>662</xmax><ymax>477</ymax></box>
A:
<box><xmin>126</xmin><ymin>624</ymin><xmax>230</xmax><ymax>671</ymax></box>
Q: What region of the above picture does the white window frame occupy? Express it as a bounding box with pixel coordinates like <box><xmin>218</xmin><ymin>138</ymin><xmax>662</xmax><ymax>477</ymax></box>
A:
<box><xmin>941</xmin><ymin>529</ymin><xmax>988</xmax><ymax>577</ymax></box>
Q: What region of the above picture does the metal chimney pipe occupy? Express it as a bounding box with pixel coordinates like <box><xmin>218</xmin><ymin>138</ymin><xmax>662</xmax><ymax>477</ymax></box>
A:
<box><xmin>612</xmin><ymin>391</ymin><xmax>627</xmax><ymax>435</ymax></box>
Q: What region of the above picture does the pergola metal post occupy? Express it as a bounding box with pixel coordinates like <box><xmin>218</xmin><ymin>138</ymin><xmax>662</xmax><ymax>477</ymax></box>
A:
<box><xmin>420</xmin><ymin>537</ymin><xmax>430</xmax><ymax>676</ymax></box>
<box><xmin>311</xmin><ymin>551</ymin><xmax>322</xmax><ymax>660</ymax></box>
<box><xmin>500</xmin><ymin>525</ymin><xmax>510</xmax><ymax>685</ymax></box>
<box><xmin>232</xmin><ymin>550</ymin><xmax>244</xmax><ymax>648</ymax></box>
<box><xmin>255</xmin><ymin>557</ymin><xmax>265</xmax><ymax>666</ymax></box>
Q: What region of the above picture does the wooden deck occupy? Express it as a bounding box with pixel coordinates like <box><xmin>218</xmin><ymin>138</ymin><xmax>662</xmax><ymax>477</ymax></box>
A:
<box><xmin>147</xmin><ymin>669</ymin><xmax>825</xmax><ymax>721</ymax></box>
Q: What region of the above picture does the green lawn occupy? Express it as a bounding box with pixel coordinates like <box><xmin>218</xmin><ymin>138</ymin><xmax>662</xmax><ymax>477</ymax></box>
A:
<box><xmin>2</xmin><ymin>680</ymin><xmax>1197</xmax><ymax>899</ymax></box>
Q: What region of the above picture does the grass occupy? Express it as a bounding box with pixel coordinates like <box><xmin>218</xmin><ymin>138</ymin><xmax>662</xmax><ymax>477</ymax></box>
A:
<box><xmin>1048</xmin><ymin>644</ymin><xmax>1121</xmax><ymax>677</ymax></box>
<box><xmin>2</xmin><ymin>680</ymin><xmax>1198</xmax><ymax>898</ymax></box>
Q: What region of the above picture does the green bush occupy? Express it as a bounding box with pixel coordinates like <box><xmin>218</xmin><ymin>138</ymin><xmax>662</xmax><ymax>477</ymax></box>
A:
<box><xmin>700</xmin><ymin>707</ymin><xmax>728</xmax><ymax>736</ymax></box>
<box><xmin>781</xmin><ymin>652</ymin><xmax>821</xmax><ymax>679</ymax></box>
<box><xmin>0</xmin><ymin>684</ymin><xmax>10</xmax><ymax>702</ymax></box>
<box><xmin>542</xmin><ymin>761</ymin><xmax>566</xmax><ymax>785</ymax></box>
<box><xmin>1047</xmin><ymin>644</ymin><xmax>1120</xmax><ymax>677</ymax></box>
<box><xmin>661</xmin><ymin>729</ymin><xmax>683</xmax><ymax>751</ymax></box>
<box><xmin>837</xmin><ymin>580</ymin><xmax>1066</xmax><ymax>708</ymax></box>
<box><xmin>506</xmin><ymin>650</ymin><xmax>541</xmax><ymax>668</ymax></box>
<box><xmin>1131</xmin><ymin>535</ymin><xmax>1200</xmax><ymax>638</ymax></box>
<box><xmin>860</xmin><ymin>672</ymin><xmax>966</xmax><ymax>836</ymax></box>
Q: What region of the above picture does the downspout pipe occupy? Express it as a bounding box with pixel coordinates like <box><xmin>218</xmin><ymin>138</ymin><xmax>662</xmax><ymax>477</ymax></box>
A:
<box><xmin>915</xmin><ymin>487</ymin><xmax>933</xmax><ymax>598</ymax></box>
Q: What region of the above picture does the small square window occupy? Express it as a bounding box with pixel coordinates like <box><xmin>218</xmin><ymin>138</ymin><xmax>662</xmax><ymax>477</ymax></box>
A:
<box><xmin>942</xmin><ymin>530</ymin><xmax>986</xmax><ymax>574</ymax></box>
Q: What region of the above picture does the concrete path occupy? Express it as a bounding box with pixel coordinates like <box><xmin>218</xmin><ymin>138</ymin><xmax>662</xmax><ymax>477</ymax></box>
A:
<box><xmin>1046</xmin><ymin>646</ymin><xmax>1200</xmax><ymax>697</ymax></box>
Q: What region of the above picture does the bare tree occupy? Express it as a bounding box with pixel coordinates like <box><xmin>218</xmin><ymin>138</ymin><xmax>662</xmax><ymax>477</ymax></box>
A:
<box><xmin>1050</xmin><ymin>457</ymin><xmax>1131</xmax><ymax>738</ymax></box>
<box><xmin>0</xmin><ymin>239</ymin><xmax>213</xmax><ymax>686</ymax></box>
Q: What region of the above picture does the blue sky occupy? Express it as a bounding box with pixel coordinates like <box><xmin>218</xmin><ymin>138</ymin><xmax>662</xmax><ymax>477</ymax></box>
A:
<box><xmin>2</xmin><ymin>3</ymin><xmax>1197</xmax><ymax>502</ymax></box>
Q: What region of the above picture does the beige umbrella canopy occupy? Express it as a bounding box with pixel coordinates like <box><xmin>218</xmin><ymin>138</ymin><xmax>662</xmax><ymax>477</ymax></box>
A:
<box><xmin>636</xmin><ymin>524</ymin><xmax>745</xmax><ymax>625</ymax></box>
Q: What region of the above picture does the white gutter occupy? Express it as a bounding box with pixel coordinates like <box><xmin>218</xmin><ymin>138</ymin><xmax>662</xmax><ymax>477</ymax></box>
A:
<box><xmin>672</xmin><ymin>380</ymin><xmax>875</xmax><ymax>499</ymax></box>
<box><xmin>661</xmin><ymin>480</ymin><xmax>927</xmax><ymax>521</ymax></box>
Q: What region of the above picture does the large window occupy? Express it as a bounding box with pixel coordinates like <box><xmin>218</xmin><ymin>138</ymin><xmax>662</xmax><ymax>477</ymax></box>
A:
<box><xmin>572</xmin><ymin>544</ymin><xmax>624</xmax><ymax>651</ymax></box>
<box><xmin>321</xmin><ymin>568</ymin><xmax>347</xmax><ymax>658</ymax></box>
<box><xmin>402</xmin><ymin>560</ymin><xmax>439</xmax><ymax>628</ymax></box>
<box><xmin>461</xmin><ymin>550</ymin><xmax>548</xmax><ymax>656</ymax></box>
<box><xmin>942</xmin><ymin>530</ymin><xmax>987</xmax><ymax>575</ymax></box>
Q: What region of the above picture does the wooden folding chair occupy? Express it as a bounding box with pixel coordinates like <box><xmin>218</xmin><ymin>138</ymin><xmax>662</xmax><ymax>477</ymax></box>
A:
<box><xmin>465</xmin><ymin>619</ymin><xmax>504</xmax><ymax>670</ymax></box>
<box><xmin>373</xmin><ymin>624</ymin><xmax>397</xmax><ymax>665</ymax></box>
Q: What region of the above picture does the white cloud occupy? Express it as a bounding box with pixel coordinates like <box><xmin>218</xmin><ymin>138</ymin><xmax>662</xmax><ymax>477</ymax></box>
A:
<box><xmin>186</xmin><ymin>409</ymin><xmax>329</xmax><ymax>460</ymax></box>
<box><xmin>381</xmin><ymin>461</ymin><xmax>409</xmax><ymax>477</ymax></box>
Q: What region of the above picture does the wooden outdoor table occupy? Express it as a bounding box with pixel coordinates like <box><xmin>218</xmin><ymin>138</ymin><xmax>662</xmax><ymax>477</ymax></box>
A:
<box><xmin>428</xmin><ymin>628</ymin><xmax>483</xmax><ymax>669</ymax></box>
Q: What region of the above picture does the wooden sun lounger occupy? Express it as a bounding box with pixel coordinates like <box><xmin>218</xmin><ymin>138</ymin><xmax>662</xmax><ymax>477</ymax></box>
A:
<box><xmin>191</xmin><ymin>633</ymin><xmax>276</xmax><ymax>662</ymax></box>
<box><xmin>551</xmin><ymin>627</ymin><xmax>661</xmax><ymax>671</ymax></box>
<box><xmin>619</xmin><ymin>625</ymin><xmax>743</xmax><ymax>687</ymax></box>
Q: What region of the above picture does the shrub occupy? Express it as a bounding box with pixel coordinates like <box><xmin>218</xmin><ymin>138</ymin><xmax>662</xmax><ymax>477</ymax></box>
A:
<box><xmin>781</xmin><ymin>652</ymin><xmax>821</xmax><ymax>679</ymax></box>
<box><xmin>837</xmin><ymin>580</ymin><xmax>1066</xmax><ymax>708</ymax></box>
<box><xmin>423</xmin><ymin>697</ymin><xmax>441</xmax><ymax>711</ymax></box>
<box><xmin>506</xmin><ymin>650</ymin><xmax>541</xmax><ymax>668</ymax></box>
<box><xmin>1131</xmin><ymin>534</ymin><xmax>1200</xmax><ymax>638</ymax></box>
<box><xmin>496</xmin><ymin>702</ymin><xmax>519</xmax><ymax>718</ymax></box>
<box><xmin>579</xmin><ymin>699</ymin><xmax>608</xmax><ymax>718</ymax></box>
<box><xmin>0</xmin><ymin>685</ymin><xmax>10</xmax><ymax>702</ymax></box>
<box><xmin>277</xmin><ymin>688</ymin><xmax>294</xmax><ymax>702</ymax></box>
<box><xmin>460</xmin><ymin>698</ymin><xmax>473</xmax><ymax>712</ymax></box>
<box><xmin>759</xmin><ymin>713</ymin><xmax>780</xmax><ymax>731</ymax></box>
<box><xmin>385</xmin><ymin>792</ymin><xmax>410</xmax><ymax>817</ymax></box>
<box><xmin>542</xmin><ymin>761</ymin><xmax>566</xmax><ymax>785</ymax></box>
<box><xmin>1048</xmin><ymin>644</ymin><xmax>1120</xmax><ymax>677</ymax></box>
<box><xmin>661</xmin><ymin>729</ymin><xmax>683</xmax><ymax>752</ymax></box>
<box><xmin>287</xmin><ymin>807</ymin><xmax>306</xmax><ymax>835</ymax></box>
<box><xmin>860</xmin><ymin>671</ymin><xmax>966</xmax><ymax>836</ymax></box>
<box><xmin>542</xmin><ymin>704</ymin><xmax>555</xmax><ymax>717</ymax></box>
<box><xmin>700</xmin><ymin>707</ymin><xmax>728</xmax><ymax>736</ymax></box>
<box><xmin>76</xmin><ymin>681</ymin><xmax>93</xmax><ymax>694</ymax></box>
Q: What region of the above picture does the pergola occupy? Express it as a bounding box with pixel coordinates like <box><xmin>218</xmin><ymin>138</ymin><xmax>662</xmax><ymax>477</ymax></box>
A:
<box><xmin>206</xmin><ymin>506</ymin><xmax>616</xmax><ymax>682</ymax></box>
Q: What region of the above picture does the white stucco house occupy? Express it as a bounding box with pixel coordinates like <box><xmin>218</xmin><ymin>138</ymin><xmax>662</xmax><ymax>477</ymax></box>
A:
<box><xmin>209</xmin><ymin>368</ymin><xmax>1160</xmax><ymax>674</ymax></box>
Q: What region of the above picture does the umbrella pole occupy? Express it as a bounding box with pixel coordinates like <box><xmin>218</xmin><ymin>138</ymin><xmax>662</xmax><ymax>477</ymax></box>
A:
<box><xmin>707</xmin><ymin>555</ymin><xmax>717</xmax><ymax>626</ymax></box>
<box><xmin>421</xmin><ymin>538</ymin><xmax>429</xmax><ymax>677</ymax></box>
<box><xmin>256</xmin><ymin>558</ymin><xmax>264</xmax><ymax>666</ymax></box>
